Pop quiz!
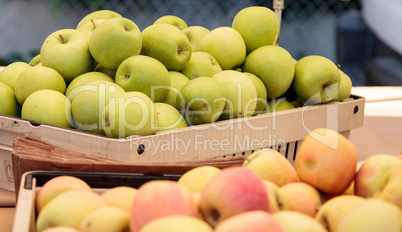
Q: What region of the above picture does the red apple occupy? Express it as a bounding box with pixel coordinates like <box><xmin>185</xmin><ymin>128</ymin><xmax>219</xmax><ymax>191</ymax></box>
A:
<box><xmin>295</xmin><ymin>128</ymin><xmax>357</xmax><ymax>195</ymax></box>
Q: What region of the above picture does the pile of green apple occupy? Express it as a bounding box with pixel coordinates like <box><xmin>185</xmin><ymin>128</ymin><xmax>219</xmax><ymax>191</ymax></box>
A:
<box><xmin>0</xmin><ymin>6</ymin><xmax>353</xmax><ymax>138</ymax></box>
<box><xmin>33</xmin><ymin>128</ymin><xmax>402</xmax><ymax>232</ymax></box>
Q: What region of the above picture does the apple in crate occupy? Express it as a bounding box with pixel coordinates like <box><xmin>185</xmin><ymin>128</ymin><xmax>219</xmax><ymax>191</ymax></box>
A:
<box><xmin>199</xmin><ymin>166</ymin><xmax>269</xmax><ymax>228</ymax></box>
<box><xmin>76</xmin><ymin>10</ymin><xmax>122</xmax><ymax>29</ymax></box>
<box><xmin>273</xmin><ymin>211</ymin><xmax>328</xmax><ymax>232</ymax></box>
<box><xmin>262</xmin><ymin>180</ymin><xmax>287</xmax><ymax>213</ymax></box>
<box><xmin>315</xmin><ymin>195</ymin><xmax>365</xmax><ymax>232</ymax></box>
<box><xmin>178</xmin><ymin>166</ymin><xmax>222</xmax><ymax>193</ymax></box>
<box><xmin>182</xmin><ymin>26</ymin><xmax>210</xmax><ymax>52</ymax></box>
<box><xmin>36</xmin><ymin>190</ymin><xmax>105</xmax><ymax>232</ymax></box>
<box><xmin>180</xmin><ymin>51</ymin><xmax>222</xmax><ymax>80</ymax></box>
<box><xmin>42</xmin><ymin>227</ymin><xmax>81</xmax><ymax>232</ymax></box>
<box><xmin>278</xmin><ymin>182</ymin><xmax>322</xmax><ymax>218</ymax></box>
<box><xmin>130</xmin><ymin>180</ymin><xmax>199</xmax><ymax>232</ymax></box>
<box><xmin>153</xmin><ymin>15</ymin><xmax>188</xmax><ymax>30</ymax></box>
<box><xmin>376</xmin><ymin>165</ymin><xmax>402</xmax><ymax>209</ymax></box>
<box><xmin>295</xmin><ymin>128</ymin><xmax>358</xmax><ymax>195</ymax></box>
<box><xmin>36</xmin><ymin>175</ymin><xmax>92</xmax><ymax>213</ymax></box>
<box><xmin>140</xmin><ymin>215</ymin><xmax>213</xmax><ymax>232</ymax></box>
<box><xmin>214</xmin><ymin>210</ymin><xmax>284</xmax><ymax>232</ymax></box>
<box><xmin>354</xmin><ymin>153</ymin><xmax>402</xmax><ymax>198</ymax></box>
<box><xmin>154</xmin><ymin>102</ymin><xmax>188</xmax><ymax>132</ymax></box>
<box><xmin>0</xmin><ymin>61</ymin><xmax>31</xmax><ymax>90</ymax></box>
<box><xmin>163</xmin><ymin>71</ymin><xmax>190</xmax><ymax>108</ymax></box>
<box><xmin>79</xmin><ymin>206</ymin><xmax>130</xmax><ymax>232</ymax></box>
<box><xmin>243</xmin><ymin>149</ymin><xmax>298</xmax><ymax>187</ymax></box>
<box><xmin>100</xmin><ymin>186</ymin><xmax>138</xmax><ymax>214</ymax></box>
<box><xmin>0</xmin><ymin>82</ymin><xmax>20</xmax><ymax>117</ymax></box>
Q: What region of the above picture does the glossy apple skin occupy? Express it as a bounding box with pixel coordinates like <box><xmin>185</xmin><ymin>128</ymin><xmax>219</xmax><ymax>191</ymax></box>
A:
<box><xmin>295</xmin><ymin>128</ymin><xmax>358</xmax><ymax>195</ymax></box>
<box><xmin>199</xmin><ymin>166</ymin><xmax>269</xmax><ymax>228</ymax></box>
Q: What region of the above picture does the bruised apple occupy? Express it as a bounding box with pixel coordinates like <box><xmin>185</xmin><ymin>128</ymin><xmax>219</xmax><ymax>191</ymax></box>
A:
<box><xmin>295</xmin><ymin>128</ymin><xmax>357</xmax><ymax>195</ymax></box>
<box><xmin>199</xmin><ymin>166</ymin><xmax>269</xmax><ymax>227</ymax></box>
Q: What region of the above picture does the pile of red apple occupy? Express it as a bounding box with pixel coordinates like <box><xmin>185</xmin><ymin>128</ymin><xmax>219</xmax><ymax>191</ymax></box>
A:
<box><xmin>33</xmin><ymin>128</ymin><xmax>402</xmax><ymax>232</ymax></box>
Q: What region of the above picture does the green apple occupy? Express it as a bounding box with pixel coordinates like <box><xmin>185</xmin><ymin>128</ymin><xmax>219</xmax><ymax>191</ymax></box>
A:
<box><xmin>29</xmin><ymin>54</ymin><xmax>41</xmax><ymax>66</ymax></box>
<box><xmin>94</xmin><ymin>63</ymin><xmax>116</xmax><ymax>79</ymax></box>
<box><xmin>178</xmin><ymin>166</ymin><xmax>221</xmax><ymax>193</ymax></box>
<box><xmin>79</xmin><ymin>206</ymin><xmax>130</xmax><ymax>232</ymax></box>
<box><xmin>77</xmin><ymin>19</ymin><xmax>105</xmax><ymax>36</ymax></box>
<box><xmin>21</xmin><ymin>89</ymin><xmax>73</xmax><ymax>128</ymax></box>
<box><xmin>102</xmin><ymin>91</ymin><xmax>158</xmax><ymax>138</ymax></box>
<box><xmin>65</xmin><ymin>71</ymin><xmax>114</xmax><ymax>101</ymax></box>
<box><xmin>293</xmin><ymin>55</ymin><xmax>341</xmax><ymax>104</ymax></box>
<box><xmin>334</xmin><ymin>70</ymin><xmax>353</xmax><ymax>102</ymax></box>
<box><xmin>115</xmin><ymin>55</ymin><xmax>171</xmax><ymax>102</ymax></box>
<box><xmin>141</xmin><ymin>23</ymin><xmax>192</xmax><ymax>71</ymax></box>
<box><xmin>211</xmin><ymin>70</ymin><xmax>257</xmax><ymax>120</ymax></box>
<box><xmin>163</xmin><ymin>71</ymin><xmax>190</xmax><ymax>108</ymax></box>
<box><xmin>266</xmin><ymin>99</ymin><xmax>295</xmax><ymax>113</ymax></box>
<box><xmin>232</xmin><ymin>6</ymin><xmax>280</xmax><ymax>53</ymax></box>
<box><xmin>71</xmin><ymin>80</ymin><xmax>125</xmax><ymax>135</ymax></box>
<box><xmin>199</xmin><ymin>27</ymin><xmax>246</xmax><ymax>70</ymax></box>
<box><xmin>15</xmin><ymin>66</ymin><xmax>66</xmax><ymax>106</ymax></box>
<box><xmin>0</xmin><ymin>61</ymin><xmax>31</xmax><ymax>90</ymax></box>
<box><xmin>76</xmin><ymin>10</ymin><xmax>122</xmax><ymax>29</ymax></box>
<box><xmin>182</xmin><ymin>26</ymin><xmax>210</xmax><ymax>52</ymax></box>
<box><xmin>176</xmin><ymin>76</ymin><xmax>226</xmax><ymax>125</ymax></box>
<box><xmin>154</xmin><ymin>102</ymin><xmax>187</xmax><ymax>132</ymax></box>
<box><xmin>153</xmin><ymin>15</ymin><xmax>188</xmax><ymax>30</ymax></box>
<box><xmin>89</xmin><ymin>17</ymin><xmax>142</xmax><ymax>71</ymax></box>
<box><xmin>242</xmin><ymin>72</ymin><xmax>267</xmax><ymax>115</ymax></box>
<box><xmin>180</xmin><ymin>52</ymin><xmax>222</xmax><ymax>80</ymax></box>
<box><xmin>243</xmin><ymin>45</ymin><xmax>295</xmax><ymax>99</ymax></box>
<box><xmin>0</xmin><ymin>82</ymin><xmax>20</xmax><ymax>117</ymax></box>
<box><xmin>40</xmin><ymin>29</ymin><xmax>93</xmax><ymax>83</ymax></box>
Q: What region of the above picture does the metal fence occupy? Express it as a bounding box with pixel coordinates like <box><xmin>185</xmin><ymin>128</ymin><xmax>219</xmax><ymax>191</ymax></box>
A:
<box><xmin>0</xmin><ymin>0</ymin><xmax>361</xmax><ymax>66</ymax></box>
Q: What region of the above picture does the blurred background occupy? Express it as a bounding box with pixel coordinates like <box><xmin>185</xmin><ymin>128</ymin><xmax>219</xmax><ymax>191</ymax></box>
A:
<box><xmin>0</xmin><ymin>0</ymin><xmax>401</xmax><ymax>86</ymax></box>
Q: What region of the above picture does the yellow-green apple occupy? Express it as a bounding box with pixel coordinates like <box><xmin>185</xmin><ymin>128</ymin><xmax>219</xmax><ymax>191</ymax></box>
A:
<box><xmin>153</xmin><ymin>15</ymin><xmax>188</xmax><ymax>29</ymax></box>
<box><xmin>177</xmin><ymin>166</ymin><xmax>222</xmax><ymax>193</ymax></box>
<box><xmin>211</xmin><ymin>70</ymin><xmax>256</xmax><ymax>119</ymax></box>
<box><xmin>163</xmin><ymin>71</ymin><xmax>190</xmax><ymax>108</ymax></box>
<box><xmin>215</xmin><ymin>210</ymin><xmax>284</xmax><ymax>232</ymax></box>
<box><xmin>141</xmin><ymin>23</ymin><xmax>192</xmax><ymax>71</ymax></box>
<box><xmin>154</xmin><ymin>102</ymin><xmax>187</xmax><ymax>132</ymax></box>
<box><xmin>0</xmin><ymin>61</ymin><xmax>31</xmax><ymax>90</ymax></box>
<box><xmin>242</xmin><ymin>72</ymin><xmax>267</xmax><ymax>115</ymax></box>
<box><xmin>77</xmin><ymin>19</ymin><xmax>105</xmax><ymax>36</ymax></box>
<box><xmin>273</xmin><ymin>210</ymin><xmax>328</xmax><ymax>232</ymax></box>
<box><xmin>295</xmin><ymin>128</ymin><xmax>358</xmax><ymax>195</ymax></box>
<box><xmin>315</xmin><ymin>195</ymin><xmax>365</xmax><ymax>232</ymax></box>
<box><xmin>21</xmin><ymin>90</ymin><xmax>73</xmax><ymax>128</ymax></box>
<box><xmin>89</xmin><ymin>17</ymin><xmax>142</xmax><ymax>70</ymax></box>
<box><xmin>94</xmin><ymin>63</ymin><xmax>116</xmax><ymax>79</ymax></box>
<box><xmin>278</xmin><ymin>182</ymin><xmax>322</xmax><ymax>217</ymax></box>
<box><xmin>199</xmin><ymin>166</ymin><xmax>269</xmax><ymax>228</ymax></box>
<box><xmin>354</xmin><ymin>153</ymin><xmax>402</xmax><ymax>198</ymax></box>
<box><xmin>176</xmin><ymin>76</ymin><xmax>226</xmax><ymax>125</ymax></box>
<box><xmin>262</xmin><ymin>180</ymin><xmax>287</xmax><ymax>213</ymax></box>
<box><xmin>65</xmin><ymin>71</ymin><xmax>114</xmax><ymax>101</ymax></box>
<box><xmin>139</xmin><ymin>215</ymin><xmax>213</xmax><ymax>232</ymax></box>
<box><xmin>36</xmin><ymin>190</ymin><xmax>105</xmax><ymax>232</ymax></box>
<box><xmin>242</xmin><ymin>149</ymin><xmax>298</xmax><ymax>187</ymax></box>
<box><xmin>243</xmin><ymin>45</ymin><xmax>295</xmax><ymax>99</ymax></box>
<box><xmin>100</xmin><ymin>186</ymin><xmax>138</xmax><ymax>214</ymax></box>
<box><xmin>266</xmin><ymin>99</ymin><xmax>295</xmax><ymax>113</ymax></box>
<box><xmin>292</xmin><ymin>55</ymin><xmax>341</xmax><ymax>104</ymax></box>
<box><xmin>376</xmin><ymin>164</ymin><xmax>402</xmax><ymax>209</ymax></box>
<box><xmin>334</xmin><ymin>70</ymin><xmax>352</xmax><ymax>102</ymax></box>
<box><xmin>40</xmin><ymin>29</ymin><xmax>93</xmax><ymax>83</ymax></box>
<box><xmin>232</xmin><ymin>6</ymin><xmax>280</xmax><ymax>53</ymax></box>
<box><xmin>129</xmin><ymin>180</ymin><xmax>199</xmax><ymax>232</ymax></box>
<box><xmin>335</xmin><ymin>198</ymin><xmax>402</xmax><ymax>232</ymax></box>
<box><xmin>71</xmin><ymin>80</ymin><xmax>125</xmax><ymax>135</ymax></box>
<box><xmin>29</xmin><ymin>54</ymin><xmax>41</xmax><ymax>66</ymax></box>
<box><xmin>115</xmin><ymin>55</ymin><xmax>171</xmax><ymax>102</ymax></box>
<box><xmin>199</xmin><ymin>27</ymin><xmax>246</xmax><ymax>70</ymax></box>
<box><xmin>14</xmin><ymin>66</ymin><xmax>66</xmax><ymax>105</ymax></box>
<box><xmin>36</xmin><ymin>175</ymin><xmax>92</xmax><ymax>213</ymax></box>
<box><xmin>79</xmin><ymin>206</ymin><xmax>130</xmax><ymax>232</ymax></box>
<box><xmin>182</xmin><ymin>26</ymin><xmax>210</xmax><ymax>52</ymax></box>
<box><xmin>0</xmin><ymin>82</ymin><xmax>20</xmax><ymax>117</ymax></box>
<box><xmin>76</xmin><ymin>10</ymin><xmax>122</xmax><ymax>29</ymax></box>
<box><xmin>42</xmin><ymin>227</ymin><xmax>81</xmax><ymax>232</ymax></box>
<box><xmin>180</xmin><ymin>51</ymin><xmax>222</xmax><ymax>80</ymax></box>
<box><xmin>102</xmin><ymin>91</ymin><xmax>158</xmax><ymax>138</ymax></box>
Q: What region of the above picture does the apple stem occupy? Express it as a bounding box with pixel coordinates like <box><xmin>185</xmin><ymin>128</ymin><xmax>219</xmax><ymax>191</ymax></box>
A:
<box><xmin>59</xmin><ymin>34</ymin><xmax>66</xmax><ymax>44</ymax></box>
<box><xmin>337</xmin><ymin>64</ymin><xmax>341</xmax><ymax>69</ymax></box>
<box><xmin>91</xmin><ymin>19</ymin><xmax>96</xmax><ymax>28</ymax></box>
